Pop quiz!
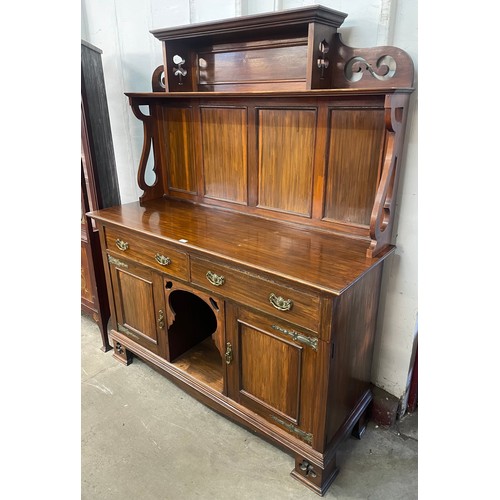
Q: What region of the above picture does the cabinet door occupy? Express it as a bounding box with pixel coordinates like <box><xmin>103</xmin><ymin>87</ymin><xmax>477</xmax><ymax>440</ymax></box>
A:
<box><xmin>108</xmin><ymin>255</ymin><xmax>167</xmax><ymax>357</ymax></box>
<box><xmin>226</xmin><ymin>306</ymin><xmax>322</xmax><ymax>447</ymax></box>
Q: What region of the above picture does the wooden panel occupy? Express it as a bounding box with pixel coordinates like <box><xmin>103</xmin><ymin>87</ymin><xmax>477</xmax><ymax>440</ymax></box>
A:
<box><xmin>198</xmin><ymin>43</ymin><xmax>308</xmax><ymax>91</ymax></box>
<box><xmin>225</xmin><ymin>307</ymin><xmax>320</xmax><ymax>443</ymax></box>
<box><xmin>200</xmin><ymin>107</ymin><xmax>248</xmax><ymax>204</ymax></box>
<box><xmin>326</xmin><ymin>264</ymin><xmax>383</xmax><ymax>444</ymax></box>
<box><xmin>324</xmin><ymin>109</ymin><xmax>385</xmax><ymax>225</ymax></box>
<box><xmin>116</xmin><ymin>269</ymin><xmax>157</xmax><ymax>343</ymax></box>
<box><xmin>240</xmin><ymin>321</ymin><xmax>301</xmax><ymax>421</ymax></box>
<box><xmin>161</xmin><ymin>106</ymin><xmax>197</xmax><ymax>194</ymax></box>
<box><xmin>258</xmin><ymin>108</ymin><xmax>316</xmax><ymax>216</ymax></box>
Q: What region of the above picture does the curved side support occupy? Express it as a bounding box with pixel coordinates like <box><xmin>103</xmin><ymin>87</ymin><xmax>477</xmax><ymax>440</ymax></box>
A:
<box><xmin>130</xmin><ymin>102</ymin><xmax>154</xmax><ymax>193</ymax></box>
<box><xmin>367</xmin><ymin>93</ymin><xmax>410</xmax><ymax>258</ymax></box>
<box><xmin>129</xmin><ymin>99</ymin><xmax>164</xmax><ymax>203</ymax></box>
<box><xmin>332</xmin><ymin>33</ymin><xmax>414</xmax><ymax>89</ymax></box>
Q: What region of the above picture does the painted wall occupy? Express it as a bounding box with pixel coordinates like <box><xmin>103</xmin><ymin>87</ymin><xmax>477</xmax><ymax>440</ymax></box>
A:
<box><xmin>81</xmin><ymin>0</ymin><xmax>418</xmax><ymax>405</ymax></box>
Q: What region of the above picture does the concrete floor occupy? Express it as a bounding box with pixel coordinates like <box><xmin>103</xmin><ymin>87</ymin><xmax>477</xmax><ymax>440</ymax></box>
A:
<box><xmin>81</xmin><ymin>313</ymin><xmax>417</xmax><ymax>499</ymax></box>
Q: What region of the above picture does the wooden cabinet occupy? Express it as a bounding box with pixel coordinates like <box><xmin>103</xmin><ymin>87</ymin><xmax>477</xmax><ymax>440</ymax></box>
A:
<box><xmin>81</xmin><ymin>40</ymin><xmax>120</xmax><ymax>351</ymax></box>
<box><xmin>88</xmin><ymin>7</ymin><xmax>413</xmax><ymax>496</ymax></box>
<box><xmin>226</xmin><ymin>306</ymin><xmax>320</xmax><ymax>445</ymax></box>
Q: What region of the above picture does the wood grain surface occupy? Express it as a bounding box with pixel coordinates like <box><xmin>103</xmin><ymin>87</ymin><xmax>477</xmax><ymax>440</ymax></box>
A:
<box><xmin>89</xmin><ymin>198</ymin><xmax>393</xmax><ymax>294</ymax></box>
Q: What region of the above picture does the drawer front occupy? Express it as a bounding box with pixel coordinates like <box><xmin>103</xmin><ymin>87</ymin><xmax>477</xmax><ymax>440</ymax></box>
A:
<box><xmin>191</xmin><ymin>257</ymin><xmax>320</xmax><ymax>332</ymax></box>
<box><xmin>105</xmin><ymin>226</ymin><xmax>189</xmax><ymax>280</ymax></box>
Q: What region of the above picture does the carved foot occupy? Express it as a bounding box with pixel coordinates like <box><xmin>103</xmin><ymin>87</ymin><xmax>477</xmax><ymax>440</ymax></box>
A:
<box><xmin>290</xmin><ymin>455</ymin><xmax>339</xmax><ymax>496</ymax></box>
<box><xmin>112</xmin><ymin>341</ymin><xmax>133</xmax><ymax>366</ymax></box>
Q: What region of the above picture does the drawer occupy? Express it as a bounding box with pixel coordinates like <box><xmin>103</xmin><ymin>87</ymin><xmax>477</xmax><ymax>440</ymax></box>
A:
<box><xmin>190</xmin><ymin>257</ymin><xmax>321</xmax><ymax>332</ymax></box>
<box><xmin>105</xmin><ymin>226</ymin><xmax>189</xmax><ymax>280</ymax></box>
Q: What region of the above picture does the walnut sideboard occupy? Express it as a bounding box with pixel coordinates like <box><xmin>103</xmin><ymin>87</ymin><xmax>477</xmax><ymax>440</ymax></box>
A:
<box><xmin>88</xmin><ymin>6</ymin><xmax>414</xmax><ymax>495</ymax></box>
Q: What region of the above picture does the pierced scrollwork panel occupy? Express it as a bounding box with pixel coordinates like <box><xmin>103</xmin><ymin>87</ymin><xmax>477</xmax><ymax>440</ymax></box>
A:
<box><xmin>332</xmin><ymin>33</ymin><xmax>413</xmax><ymax>88</ymax></box>
<box><xmin>344</xmin><ymin>55</ymin><xmax>396</xmax><ymax>82</ymax></box>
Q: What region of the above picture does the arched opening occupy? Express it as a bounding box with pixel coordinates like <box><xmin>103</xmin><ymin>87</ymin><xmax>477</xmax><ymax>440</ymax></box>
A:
<box><xmin>166</xmin><ymin>289</ymin><xmax>223</xmax><ymax>392</ymax></box>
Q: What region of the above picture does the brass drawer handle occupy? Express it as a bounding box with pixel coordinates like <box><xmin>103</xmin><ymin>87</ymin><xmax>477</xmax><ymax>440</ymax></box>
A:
<box><xmin>115</xmin><ymin>239</ymin><xmax>129</xmax><ymax>251</ymax></box>
<box><xmin>269</xmin><ymin>293</ymin><xmax>293</xmax><ymax>311</ymax></box>
<box><xmin>206</xmin><ymin>271</ymin><xmax>225</xmax><ymax>287</ymax></box>
<box><xmin>155</xmin><ymin>253</ymin><xmax>171</xmax><ymax>266</ymax></box>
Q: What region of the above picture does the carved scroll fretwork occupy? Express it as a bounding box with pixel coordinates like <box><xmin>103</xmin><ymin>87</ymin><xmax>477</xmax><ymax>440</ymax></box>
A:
<box><xmin>332</xmin><ymin>33</ymin><xmax>413</xmax><ymax>89</ymax></box>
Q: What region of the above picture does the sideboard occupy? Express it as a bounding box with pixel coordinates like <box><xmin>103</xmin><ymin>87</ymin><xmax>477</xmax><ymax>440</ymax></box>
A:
<box><xmin>88</xmin><ymin>6</ymin><xmax>414</xmax><ymax>495</ymax></box>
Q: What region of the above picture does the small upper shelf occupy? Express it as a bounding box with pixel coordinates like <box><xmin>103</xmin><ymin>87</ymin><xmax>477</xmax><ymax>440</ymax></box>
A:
<box><xmin>149</xmin><ymin>5</ymin><xmax>413</xmax><ymax>93</ymax></box>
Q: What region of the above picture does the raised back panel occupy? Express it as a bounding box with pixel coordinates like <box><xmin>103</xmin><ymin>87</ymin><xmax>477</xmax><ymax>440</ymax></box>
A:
<box><xmin>160</xmin><ymin>106</ymin><xmax>197</xmax><ymax>194</ymax></box>
<box><xmin>324</xmin><ymin>108</ymin><xmax>385</xmax><ymax>226</ymax></box>
<box><xmin>257</xmin><ymin>108</ymin><xmax>316</xmax><ymax>216</ymax></box>
<box><xmin>197</xmin><ymin>39</ymin><xmax>308</xmax><ymax>92</ymax></box>
<box><xmin>200</xmin><ymin>106</ymin><xmax>248</xmax><ymax>204</ymax></box>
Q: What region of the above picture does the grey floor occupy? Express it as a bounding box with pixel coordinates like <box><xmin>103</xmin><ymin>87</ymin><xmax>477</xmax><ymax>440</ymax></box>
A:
<box><xmin>81</xmin><ymin>313</ymin><xmax>417</xmax><ymax>499</ymax></box>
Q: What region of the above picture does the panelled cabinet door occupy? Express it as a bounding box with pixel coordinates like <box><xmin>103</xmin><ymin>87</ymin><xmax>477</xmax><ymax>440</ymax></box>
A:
<box><xmin>108</xmin><ymin>256</ymin><xmax>167</xmax><ymax>357</ymax></box>
<box><xmin>226</xmin><ymin>306</ymin><xmax>321</xmax><ymax>447</ymax></box>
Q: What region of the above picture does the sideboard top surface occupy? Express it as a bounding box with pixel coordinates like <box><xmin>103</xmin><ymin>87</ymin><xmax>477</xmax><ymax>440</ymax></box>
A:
<box><xmin>89</xmin><ymin>198</ymin><xmax>393</xmax><ymax>295</ymax></box>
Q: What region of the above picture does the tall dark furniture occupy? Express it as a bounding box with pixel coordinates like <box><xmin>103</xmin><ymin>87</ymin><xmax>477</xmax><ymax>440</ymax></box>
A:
<box><xmin>81</xmin><ymin>40</ymin><xmax>121</xmax><ymax>351</ymax></box>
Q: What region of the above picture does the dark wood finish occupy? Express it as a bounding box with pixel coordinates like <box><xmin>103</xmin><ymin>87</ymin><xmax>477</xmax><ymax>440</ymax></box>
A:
<box><xmin>195</xmin><ymin>38</ymin><xmax>309</xmax><ymax>92</ymax></box>
<box><xmin>160</xmin><ymin>106</ymin><xmax>197</xmax><ymax>195</ymax></box>
<box><xmin>91</xmin><ymin>198</ymin><xmax>393</xmax><ymax>296</ymax></box>
<box><xmin>331</xmin><ymin>34</ymin><xmax>414</xmax><ymax>89</ymax></box>
<box><xmin>152</xmin><ymin>6</ymin><xmax>347</xmax><ymax>93</ymax></box>
<box><xmin>324</xmin><ymin>108</ymin><xmax>386</xmax><ymax>226</ymax></box>
<box><xmin>190</xmin><ymin>255</ymin><xmax>321</xmax><ymax>333</ymax></box>
<box><xmin>81</xmin><ymin>41</ymin><xmax>121</xmax><ymax>209</ymax></box>
<box><xmin>326</xmin><ymin>264</ymin><xmax>383</xmax><ymax>445</ymax></box>
<box><xmin>87</xmin><ymin>7</ymin><xmax>414</xmax><ymax>496</ymax></box>
<box><xmin>104</xmin><ymin>225</ymin><xmax>189</xmax><ymax>279</ymax></box>
<box><xmin>112</xmin><ymin>340</ymin><xmax>133</xmax><ymax>365</ymax></box>
<box><xmin>107</xmin><ymin>257</ymin><xmax>167</xmax><ymax>357</ymax></box>
<box><xmin>81</xmin><ymin>41</ymin><xmax>120</xmax><ymax>351</ymax></box>
<box><xmin>90</xmin><ymin>199</ymin><xmax>391</xmax><ymax>494</ymax></box>
<box><xmin>226</xmin><ymin>307</ymin><xmax>319</xmax><ymax>439</ymax></box>
<box><xmin>200</xmin><ymin>106</ymin><xmax>248</xmax><ymax>204</ymax></box>
<box><xmin>258</xmin><ymin>108</ymin><xmax>316</xmax><ymax>216</ymax></box>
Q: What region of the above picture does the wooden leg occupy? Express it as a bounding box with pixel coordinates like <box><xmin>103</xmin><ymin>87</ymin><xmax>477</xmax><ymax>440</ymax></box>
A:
<box><xmin>290</xmin><ymin>454</ymin><xmax>339</xmax><ymax>496</ymax></box>
<box><xmin>96</xmin><ymin>312</ymin><xmax>112</xmax><ymax>353</ymax></box>
<box><xmin>112</xmin><ymin>340</ymin><xmax>133</xmax><ymax>365</ymax></box>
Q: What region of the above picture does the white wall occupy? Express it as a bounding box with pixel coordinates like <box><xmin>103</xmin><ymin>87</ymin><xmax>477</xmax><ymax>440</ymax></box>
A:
<box><xmin>81</xmin><ymin>0</ymin><xmax>418</xmax><ymax>404</ymax></box>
